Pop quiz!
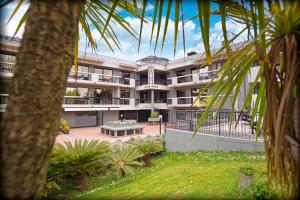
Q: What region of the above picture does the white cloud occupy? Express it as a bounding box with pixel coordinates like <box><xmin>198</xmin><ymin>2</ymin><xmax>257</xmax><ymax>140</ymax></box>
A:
<box><xmin>1</xmin><ymin>2</ymin><xmax>249</xmax><ymax>62</ymax></box>
<box><xmin>146</xmin><ymin>3</ymin><xmax>154</xmax><ymax>11</ymax></box>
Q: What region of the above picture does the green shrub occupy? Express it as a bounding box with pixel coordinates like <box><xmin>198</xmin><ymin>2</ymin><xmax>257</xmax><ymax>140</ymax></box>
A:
<box><xmin>150</xmin><ymin>111</ymin><xmax>159</xmax><ymax>118</ymax></box>
<box><xmin>239</xmin><ymin>166</ymin><xmax>254</xmax><ymax>176</ymax></box>
<box><xmin>239</xmin><ymin>181</ymin><xmax>276</xmax><ymax>200</ymax></box>
<box><xmin>49</xmin><ymin>139</ymin><xmax>110</xmax><ymax>190</ymax></box>
<box><xmin>130</xmin><ymin>137</ymin><xmax>164</xmax><ymax>166</ymax></box>
<box><xmin>108</xmin><ymin>144</ymin><xmax>142</xmax><ymax>177</ymax></box>
<box><xmin>59</xmin><ymin>119</ymin><xmax>70</xmax><ymax>134</ymax></box>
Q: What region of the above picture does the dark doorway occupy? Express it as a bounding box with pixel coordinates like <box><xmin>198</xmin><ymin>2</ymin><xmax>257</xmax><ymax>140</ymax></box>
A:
<box><xmin>138</xmin><ymin>110</ymin><xmax>151</xmax><ymax>122</ymax></box>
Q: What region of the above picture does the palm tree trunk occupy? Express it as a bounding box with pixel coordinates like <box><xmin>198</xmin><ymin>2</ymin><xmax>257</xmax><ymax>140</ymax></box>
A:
<box><xmin>1</xmin><ymin>1</ymin><xmax>83</xmax><ymax>199</ymax></box>
<box><xmin>143</xmin><ymin>155</ymin><xmax>152</xmax><ymax>166</ymax></box>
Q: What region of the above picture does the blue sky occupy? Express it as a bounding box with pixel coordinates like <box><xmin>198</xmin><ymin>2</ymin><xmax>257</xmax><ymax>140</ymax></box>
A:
<box><xmin>0</xmin><ymin>1</ymin><xmax>247</xmax><ymax>61</ymax></box>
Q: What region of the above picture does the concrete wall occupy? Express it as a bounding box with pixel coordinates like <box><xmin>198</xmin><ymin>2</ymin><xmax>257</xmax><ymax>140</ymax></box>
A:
<box><xmin>62</xmin><ymin>111</ymin><xmax>97</xmax><ymax>128</ymax></box>
<box><xmin>102</xmin><ymin>111</ymin><xmax>119</xmax><ymax>124</ymax></box>
<box><xmin>165</xmin><ymin>128</ymin><xmax>264</xmax><ymax>152</ymax></box>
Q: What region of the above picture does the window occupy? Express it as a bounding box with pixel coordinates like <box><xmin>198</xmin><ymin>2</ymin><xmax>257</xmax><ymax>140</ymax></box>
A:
<box><xmin>94</xmin><ymin>89</ymin><xmax>112</xmax><ymax>97</ymax></box>
<box><xmin>75</xmin><ymin>111</ymin><xmax>96</xmax><ymax>116</ymax></box>
<box><xmin>252</xmin><ymin>83</ymin><xmax>260</xmax><ymax>94</ymax></box>
<box><xmin>209</xmin><ymin>62</ymin><xmax>222</xmax><ymax>71</ymax></box>
<box><xmin>176</xmin><ymin>90</ymin><xmax>186</xmax><ymax>97</ymax></box>
<box><xmin>191</xmin><ymin>67</ymin><xmax>198</xmax><ymax>74</ymax></box>
<box><xmin>120</xmin><ymin>71</ymin><xmax>130</xmax><ymax>79</ymax></box>
<box><xmin>176</xmin><ymin>69</ymin><xmax>185</xmax><ymax>77</ymax></box>
<box><xmin>121</xmin><ymin>89</ymin><xmax>130</xmax><ymax>98</ymax></box>
<box><xmin>191</xmin><ymin>88</ymin><xmax>208</xmax><ymax>97</ymax></box>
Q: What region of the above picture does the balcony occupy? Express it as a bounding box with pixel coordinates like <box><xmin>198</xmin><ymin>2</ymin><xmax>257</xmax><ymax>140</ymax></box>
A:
<box><xmin>167</xmin><ymin>70</ymin><xmax>219</xmax><ymax>87</ymax></box>
<box><xmin>0</xmin><ymin>63</ymin><xmax>14</xmax><ymax>78</ymax></box>
<box><xmin>154</xmin><ymin>79</ymin><xmax>167</xmax><ymax>85</ymax></box>
<box><xmin>0</xmin><ymin>94</ymin><xmax>8</xmax><ymax>112</ymax></box>
<box><xmin>63</xmin><ymin>96</ymin><xmax>136</xmax><ymax>111</ymax></box>
<box><xmin>167</xmin><ymin>96</ymin><xmax>208</xmax><ymax>107</ymax></box>
<box><xmin>136</xmin><ymin>79</ymin><xmax>148</xmax><ymax>86</ymax></box>
<box><xmin>68</xmin><ymin>72</ymin><xmax>135</xmax><ymax>87</ymax></box>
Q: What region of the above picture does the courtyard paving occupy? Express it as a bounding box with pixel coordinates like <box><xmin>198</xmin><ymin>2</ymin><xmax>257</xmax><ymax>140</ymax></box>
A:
<box><xmin>55</xmin><ymin>122</ymin><xmax>165</xmax><ymax>144</ymax></box>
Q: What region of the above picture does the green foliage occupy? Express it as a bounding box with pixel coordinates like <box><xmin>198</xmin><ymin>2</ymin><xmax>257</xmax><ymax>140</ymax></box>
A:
<box><xmin>150</xmin><ymin>111</ymin><xmax>159</xmax><ymax>118</ymax></box>
<box><xmin>59</xmin><ymin>119</ymin><xmax>70</xmax><ymax>134</ymax></box>
<box><xmin>130</xmin><ymin>137</ymin><xmax>164</xmax><ymax>157</ymax></box>
<box><xmin>108</xmin><ymin>145</ymin><xmax>142</xmax><ymax>177</ymax></box>
<box><xmin>239</xmin><ymin>181</ymin><xmax>277</xmax><ymax>200</ymax></box>
<box><xmin>49</xmin><ymin>139</ymin><xmax>110</xmax><ymax>180</ymax></box>
<box><xmin>66</xmin><ymin>89</ymin><xmax>79</xmax><ymax>96</ymax></box>
<box><xmin>239</xmin><ymin>166</ymin><xmax>254</xmax><ymax>176</ymax></box>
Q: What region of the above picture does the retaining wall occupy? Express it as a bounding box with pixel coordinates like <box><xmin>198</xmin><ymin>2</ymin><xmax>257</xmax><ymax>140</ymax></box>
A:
<box><xmin>165</xmin><ymin>128</ymin><xmax>264</xmax><ymax>152</ymax></box>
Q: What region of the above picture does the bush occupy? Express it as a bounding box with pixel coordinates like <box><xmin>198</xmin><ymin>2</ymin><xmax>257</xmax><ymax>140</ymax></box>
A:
<box><xmin>150</xmin><ymin>111</ymin><xmax>159</xmax><ymax>118</ymax></box>
<box><xmin>59</xmin><ymin>119</ymin><xmax>70</xmax><ymax>134</ymax></box>
<box><xmin>49</xmin><ymin>139</ymin><xmax>110</xmax><ymax>190</ymax></box>
<box><xmin>239</xmin><ymin>181</ymin><xmax>276</xmax><ymax>200</ymax></box>
<box><xmin>130</xmin><ymin>137</ymin><xmax>164</xmax><ymax>166</ymax></box>
<box><xmin>239</xmin><ymin>166</ymin><xmax>254</xmax><ymax>176</ymax></box>
<box><xmin>108</xmin><ymin>144</ymin><xmax>142</xmax><ymax>177</ymax></box>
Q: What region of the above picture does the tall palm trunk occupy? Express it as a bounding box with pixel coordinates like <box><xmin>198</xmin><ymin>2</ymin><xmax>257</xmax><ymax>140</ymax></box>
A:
<box><xmin>1</xmin><ymin>1</ymin><xmax>83</xmax><ymax>198</ymax></box>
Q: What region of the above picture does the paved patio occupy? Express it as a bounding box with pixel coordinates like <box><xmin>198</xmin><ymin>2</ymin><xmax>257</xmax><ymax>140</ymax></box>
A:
<box><xmin>55</xmin><ymin>122</ymin><xmax>165</xmax><ymax>144</ymax></box>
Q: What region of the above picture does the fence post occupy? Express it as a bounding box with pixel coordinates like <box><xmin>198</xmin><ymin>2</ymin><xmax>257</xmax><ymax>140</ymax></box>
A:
<box><xmin>218</xmin><ymin>112</ymin><xmax>221</xmax><ymax>136</ymax></box>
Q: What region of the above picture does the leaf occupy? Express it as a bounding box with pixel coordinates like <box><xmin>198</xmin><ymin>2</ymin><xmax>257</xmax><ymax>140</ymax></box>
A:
<box><xmin>138</xmin><ymin>0</ymin><xmax>147</xmax><ymax>52</ymax></box>
<box><xmin>161</xmin><ymin>0</ymin><xmax>173</xmax><ymax>51</ymax></box>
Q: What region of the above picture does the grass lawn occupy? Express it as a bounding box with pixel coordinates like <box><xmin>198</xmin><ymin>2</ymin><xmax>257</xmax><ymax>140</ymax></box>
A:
<box><xmin>50</xmin><ymin>151</ymin><xmax>267</xmax><ymax>199</ymax></box>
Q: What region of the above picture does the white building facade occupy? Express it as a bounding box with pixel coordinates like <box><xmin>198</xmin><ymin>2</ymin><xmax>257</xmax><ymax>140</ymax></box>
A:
<box><xmin>0</xmin><ymin>35</ymin><xmax>259</xmax><ymax>127</ymax></box>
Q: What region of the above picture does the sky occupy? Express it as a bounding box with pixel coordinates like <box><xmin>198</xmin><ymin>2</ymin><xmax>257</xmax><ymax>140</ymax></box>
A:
<box><xmin>0</xmin><ymin>0</ymin><xmax>248</xmax><ymax>62</ymax></box>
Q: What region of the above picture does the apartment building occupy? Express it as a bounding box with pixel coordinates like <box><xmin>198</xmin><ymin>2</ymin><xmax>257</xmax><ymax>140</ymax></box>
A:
<box><xmin>0</xmin><ymin>35</ymin><xmax>258</xmax><ymax>128</ymax></box>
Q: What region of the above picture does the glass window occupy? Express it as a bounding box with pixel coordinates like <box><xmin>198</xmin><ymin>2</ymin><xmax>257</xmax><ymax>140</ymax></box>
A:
<box><xmin>121</xmin><ymin>89</ymin><xmax>130</xmax><ymax>98</ymax></box>
<box><xmin>94</xmin><ymin>89</ymin><xmax>112</xmax><ymax>97</ymax></box>
<box><xmin>176</xmin><ymin>70</ymin><xmax>185</xmax><ymax>77</ymax></box>
<box><xmin>252</xmin><ymin>83</ymin><xmax>260</xmax><ymax>94</ymax></box>
<box><xmin>176</xmin><ymin>90</ymin><xmax>186</xmax><ymax>97</ymax></box>
<box><xmin>94</xmin><ymin>68</ymin><xmax>103</xmax><ymax>74</ymax></box>
<box><xmin>121</xmin><ymin>71</ymin><xmax>130</xmax><ymax>79</ymax></box>
<box><xmin>0</xmin><ymin>53</ymin><xmax>16</xmax><ymax>63</ymax></box>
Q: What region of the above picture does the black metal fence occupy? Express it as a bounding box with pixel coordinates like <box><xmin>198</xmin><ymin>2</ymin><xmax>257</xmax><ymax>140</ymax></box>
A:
<box><xmin>166</xmin><ymin>110</ymin><xmax>260</xmax><ymax>139</ymax></box>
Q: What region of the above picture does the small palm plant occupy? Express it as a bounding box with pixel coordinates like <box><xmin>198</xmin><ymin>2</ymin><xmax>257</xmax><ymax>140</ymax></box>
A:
<box><xmin>108</xmin><ymin>144</ymin><xmax>142</xmax><ymax>177</ymax></box>
<box><xmin>130</xmin><ymin>137</ymin><xmax>164</xmax><ymax>167</ymax></box>
<box><xmin>49</xmin><ymin>139</ymin><xmax>110</xmax><ymax>190</ymax></box>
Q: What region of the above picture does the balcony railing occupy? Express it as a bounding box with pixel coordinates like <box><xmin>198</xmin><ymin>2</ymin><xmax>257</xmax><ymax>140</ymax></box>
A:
<box><xmin>136</xmin><ymin>79</ymin><xmax>148</xmax><ymax>86</ymax></box>
<box><xmin>0</xmin><ymin>63</ymin><xmax>14</xmax><ymax>73</ymax></box>
<box><xmin>154</xmin><ymin>99</ymin><xmax>167</xmax><ymax>103</ymax></box>
<box><xmin>154</xmin><ymin>79</ymin><xmax>167</xmax><ymax>85</ymax></box>
<box><xmin>68</xmin><ymin>72</ymin><xmax>92</xmax><ymax>81</ymax></box>
<box><xmin>167</xmin><ymin>70</ymin><xmax>219</xmax><ymax>85</ymax></box>
<box><xmin>199</xmin><ymin>70</ymin><xmax>218</xmax><ymax>80</ymax></box>
<box><xmin>177</xmin><ymin>74</ymin><xmax>193</xmax><ymax>84</ymax></box>
<box><xmin>63</xmin><ymin>96</ymin><xmax>130</xmax><ymax>105</ymax></box>
<box><xmin>0</xmin><ymin>94</ymin><xmax>8</xmax><ymax>104</ymax></box>
<box><xmin>68</xmin><ymin>71</ymin><xmax>131</xmax><ymax>86</ymax></box>
<box><xmin>177</xmin><ymin>97</ymin><xmax>193</xmax><ymax>104</ymax></box>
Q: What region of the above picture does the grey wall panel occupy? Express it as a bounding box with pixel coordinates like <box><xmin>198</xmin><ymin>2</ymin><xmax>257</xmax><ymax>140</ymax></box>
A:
<box><xmin>61</xmin><ymin>111</ymin><xmax>97</xmax><ymax>128</ymax></box>
<box><xmin>102</xmin><ymin>111</ymin><xmax>119</xmax><ymax>124</ymax></box>
<box><xmin>165</xmin><ymin>128</ymin><xmax>264</xmax><ymax>152</ymax></box>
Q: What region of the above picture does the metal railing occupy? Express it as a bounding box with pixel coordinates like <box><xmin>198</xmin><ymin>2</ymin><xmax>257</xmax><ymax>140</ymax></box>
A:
<box><xmin>68</xmin><ymin>72</ymin><xmax>92</xmax><ymax>81</ymax></box>
<box><xmin>166</xmin><ymin>110</ymin><xmax>260</xmax><ymax>139</ymax></box>
<box><xmin>177</xmin><ymin>74</ymin><xmax>193</xmax><ymax>83</ymax></box>
<box><xmin>199</xmin><ymin>70</ymin><xmax>218</xmax><ymax>80</ymax></box>
<box><xmin>154</xmin><ymin>99</ymin><xmax>167</xmax><ymax>103</ymax></box>
<box><xmin>99</xmin><ymin>75</ymin><xmax>130</xmax><ymax>85</ymax></box>
<box><xmin>0</xmin><ymin>94</ymin><xmax>8</xmax><ymax>104</ymax></box>
<box><xmin>136</xmin><ymin>79</ymin><xmax>149</xmax><ymax>86</ymax></box>
<box><xmin>63</xmin><ymin>96</ymin><xmax>130</xmax><ymax>105</ymax></box>
<box><xmin>177</xmin><ymin>97</ymin><xmax>193</xmax><ymax>104</ymax></box>
<box><xmin>154</xmin><ymin>79</ymin><xmax>167</xmax><ymax>85</ymax></box>
<box><xmin>0</xmin><ymin>63</ymin><xmax>14</xmax><ymax>73</ymax></box>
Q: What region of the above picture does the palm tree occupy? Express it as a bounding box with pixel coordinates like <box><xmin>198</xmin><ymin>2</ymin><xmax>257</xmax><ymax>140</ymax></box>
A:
<box><xmin>108</xmin><ymin>144</ymin><xmax>142</xmax><ymax>177</ymax></box>
<box><xmin>130</xmin><ymin>137</ymin><xmax>164</xmax><ymax>166</ymax></box>
<box><xmin>189</xmin><ymin>2</ymin><xmax>300</xmax><ymax>197</ymax></box>
<box><xmin>49</xmin><ymin>139</ymin><xmax>110</xmax><ymax>190</ymax></box>
<box><xmin>0</xmin><ymin>1</ymin><xmax>140</xmax><ymax>198</ymax></box>
<box><xmin>1</xmin><ymin>0</ymin><xmax>299</xmax><ymax>198</ymax></box>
